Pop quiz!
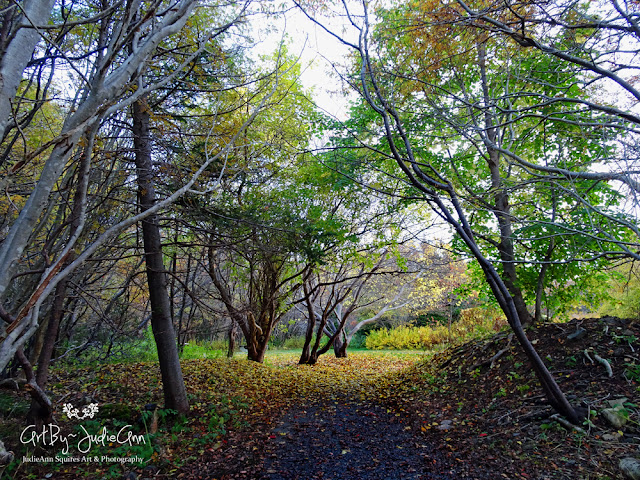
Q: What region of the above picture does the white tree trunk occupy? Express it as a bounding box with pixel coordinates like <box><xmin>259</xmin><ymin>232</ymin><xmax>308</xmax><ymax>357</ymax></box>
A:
<box><xmin>0</xmin><ymin>0</ymin><xmax>56</xmax><ymax>139</ymax></box>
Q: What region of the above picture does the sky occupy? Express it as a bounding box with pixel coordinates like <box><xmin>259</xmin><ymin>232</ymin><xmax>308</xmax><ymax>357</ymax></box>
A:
<box><xmin>251</xmin><ymin>3</ymin><xmax>357</xmax><ymax>120</ymax></box>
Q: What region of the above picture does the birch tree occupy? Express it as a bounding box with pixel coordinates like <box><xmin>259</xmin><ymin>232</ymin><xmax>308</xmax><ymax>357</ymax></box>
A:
<box><xmin>0</xmin><ymin>0</ymin><xmax>259</xmax><ymax>373</ymax></box>
<box><xmin>0</xmin><ymin>0</ymin><xmax>56</xmax><ymax>140</ymax></box>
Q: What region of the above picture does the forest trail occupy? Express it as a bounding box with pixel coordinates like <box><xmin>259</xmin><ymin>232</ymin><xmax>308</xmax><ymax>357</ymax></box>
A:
<box><xmin>171</xmin><ymin>353</ymin><xmax>486</xmax><ymax>480</ymax></box>
<box><xmin>260</xmin><ymin>397</ymin><xmax>461</xmax><ymax>480</ymax></box>
<box><xmin>8</xmin><ymin>321</ymin><xmax>637</xmax><ymax>480</ymax></box>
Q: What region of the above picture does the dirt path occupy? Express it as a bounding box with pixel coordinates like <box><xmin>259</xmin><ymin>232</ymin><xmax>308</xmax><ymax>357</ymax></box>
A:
<box><xmin>259</xmin><ymin>397</ymin><xmax>463</xmax><ymax>480</ymax></box>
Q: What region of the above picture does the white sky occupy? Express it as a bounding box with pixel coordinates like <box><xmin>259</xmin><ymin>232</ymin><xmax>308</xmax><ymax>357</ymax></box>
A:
<box><xmin>251</xmin><ymin>5</ymin><xmax>356</xmax><ymax>120</ymax></box>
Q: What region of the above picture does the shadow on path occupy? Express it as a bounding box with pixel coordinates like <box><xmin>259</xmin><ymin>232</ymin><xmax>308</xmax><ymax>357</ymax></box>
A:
<box><xmin>260</xmin><ymin>399</ymin><xmax>461</xmax><ymax>480</ymax></box>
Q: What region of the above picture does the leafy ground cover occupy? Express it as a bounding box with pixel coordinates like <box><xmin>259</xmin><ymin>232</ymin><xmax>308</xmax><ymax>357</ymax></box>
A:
<box><xmin>1</xmin><ymin>352</ymin><xmax>424</xmax><ymax>479</ymax></box>
<box><xmin>1</xmin><ymin>317</ymin><xmax>638</xmax><ymax>479</ymax></box>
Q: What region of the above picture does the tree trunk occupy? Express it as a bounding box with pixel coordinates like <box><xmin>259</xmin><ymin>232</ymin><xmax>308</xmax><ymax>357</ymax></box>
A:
<box><xmin>448</xmin><ymin>200</ymin><xmax>582</xmax><ymax>424</ymax></box>
<box><xmin>299</xmin><ymin>281</ymin><xmax>316</xmax><ymax>364</ymax></box>
<box><xmin>333</xmin><ymin>333</ymin><xmax>348</xmax><ymax>358</ymax></box>
<box><xmin>299</xmin><ymin>323</ymin><xmax>313</xmax><ymax>364</ymax></box>
<box><xmin>0</xmin><ymin>0</ymin><xmax>56</xmax><ymax>140</ymax></box>
<box><xmin>246</xmin><ymin>338</ymin><xmax>268</xmax><ymax>363</ymax></box>
<box><xmin>27</xmin><ymin>125</ymin><xmax>96</xmax><ymax>423</ymax></box>
<box><xmin>133</xmin><ymin>98</ymin><xmax>188</xmax><ymax>414</ymax></box>
<box><xmin>477</xmin><ymin>41</ymin><xmax>534</xmax><ymax>328</ymax></box>
<box><xmin>28</xmin><ymin>318</ymin><xmax>49</xmax><ymax>366</ymax></box>
<box><xmin>534</xmin><ymin>243</ymin><xmax>554</xmax><ymax>324</ymax></box>
<box><xmin>227</xmin><ymin>321</ymin><xmax>239</xmax><ymax>358</ymax></box>
<box><xmin>245</xmin><ymin>311</ymin><xmax>274</xmax><ymax>363</ymax></box>
<box><xmin>25</xmin><ymin>291</ymin><xmax>62</xmax><ymax>423</ymax></box>
<box><xmin>25</xmin><ymin>279</ymin><xmax>66</xmax><ymax>423</ymax></box>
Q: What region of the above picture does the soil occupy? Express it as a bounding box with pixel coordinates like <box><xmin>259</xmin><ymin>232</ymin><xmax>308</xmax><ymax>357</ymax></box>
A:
<box><xmin>259</xmin><ymin>399</ymin><xmax>463</xmax><ymax>480</ymax></box>
<box><xmin>387</xmin><ymin>316</ymin><xmax>640</xmax><ymax>479</ymax></box>
<box><xmin>174</xmin><ymin>396</ymin><xmax>477</xmax><ymax>480</ymax></box>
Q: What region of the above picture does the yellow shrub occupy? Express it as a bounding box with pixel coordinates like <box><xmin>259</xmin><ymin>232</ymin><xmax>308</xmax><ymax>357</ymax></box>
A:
<box><xmin>365</xmin><ymin>307</ymin><xmax>507</xmax><ymax>350</ymax></box>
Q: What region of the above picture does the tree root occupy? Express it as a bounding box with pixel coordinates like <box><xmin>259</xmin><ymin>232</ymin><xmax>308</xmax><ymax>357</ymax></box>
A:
<box><xmin>0</xmin><ymin>439</ymin><xmax>13</xmax><ymax>466</ymax></box>
<box><xmin>593</xmin><ymin>352</ymin><xmax>613</xmax><ymax>377</ymax></box>
<box><xmin>584</xmin><ymin>349</ymin><xmax>613</xmax><ymax>377</ymax></box>
<box><xmin>550</xmin><ymin>413</ymin><xmax>586</xmax><ymax>433</ymax></box>
<box><xmin>469</xmin><ymin>334</ymin><xmax>513</xmax><ymax>372</ymax></box>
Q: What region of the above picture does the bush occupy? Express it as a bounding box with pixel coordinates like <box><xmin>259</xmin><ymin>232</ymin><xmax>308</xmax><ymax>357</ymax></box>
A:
<box><xmin>365</xmin><ymin>325</ymin><xmax>447</xmax><ymax>350</ymax></box>
<box><xmin>414</xmin><ymin>309</ymin><xmax>461</xmax><ymax>327</ymax></box>
<box><xmin>366</xmin><ymin>307</ymin><xmax>506</xmax><ymax>350</ymax></box>
<box><xmin>280</xmin><ymin>335</ymin><xmax>309</xmax><ymax>350</ymax></box>
<box><xmin>349</xmin><ymin>333</ymin><xmax>367</xmax><ymax>349</ymax></box>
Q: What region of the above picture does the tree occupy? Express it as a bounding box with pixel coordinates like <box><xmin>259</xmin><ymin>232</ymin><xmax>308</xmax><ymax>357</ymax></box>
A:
<box><xmin>169</xmin><ymin>48</ymin><xmax>326</xmax><ymax>362</ymax></box>
<box><xmin>297</xmin><ymin>248</ymin><xmax>418</xmax><ymax>363</ymax></box>
<box><xmin>0</xmin><ymin>0</ymin><xmax>267</xmax><ymax>374</ymax></box>
<box><xmin>132</xmin><ymin>97</ymin><xmax>188</xmax><ymax>413</ymax></box>
<box><xmin>0</xmin><ymin>0</ymin><xmax>199</xmax><ymax>371</ymax></box>
<box><xmin>294</xmin><ymin>0</ymin><xmax>622</xmax><ymax>423</ymax></box>
<box><xmin>360</xmin><ymin>0</ymin><xmax>631</xmax><ymax>326</ymax></box>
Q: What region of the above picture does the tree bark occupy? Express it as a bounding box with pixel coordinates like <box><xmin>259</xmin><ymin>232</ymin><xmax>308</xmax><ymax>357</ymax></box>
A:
<box><xmin>28</xmin><ymin>318</ymin><xmax>48</xmax><ymax>366</ymax></box>
<box><xmin>299</xmin><ymin>277</ymin><xmax>316</xmax><ymax>364</ymax></box>
<box><xmin>25</xmin><ymin>280</ymin><xmax>65</xmax><ymax>423</ymax></box>
<box><xmin>333</xmin><ymin>332</ymin><xmax>348</xmax><ymax>358</ymax></box>
<box><xmin>227</xmin><ymin>321</ymin><xmax>239</xmax><ymax>358</ymax></box>
<box><xmin>0</xmin><ymin>0</ymin><xmax>197</xmax><ymax>373</ymax></box>
<box><xmin>477</xmin><ymin>41</ymin><xmax>534</xmax><ymax>327</ymax></box>
<box><xmin>0</xmin><ymin>0</ymin><xmax>56</xmax><ymax>140</ymax></box>
<box><xmin>133</xmin><ymin>98</ymin><xmax>189</xmax><ymax>414</ymax></box>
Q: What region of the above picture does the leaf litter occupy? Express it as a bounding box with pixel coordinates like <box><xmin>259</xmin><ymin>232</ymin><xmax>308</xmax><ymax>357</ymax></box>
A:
<box><xmin>3</xmin><ymin>317</ymin><xmax>638</xmax><ymax>479</ymax></box>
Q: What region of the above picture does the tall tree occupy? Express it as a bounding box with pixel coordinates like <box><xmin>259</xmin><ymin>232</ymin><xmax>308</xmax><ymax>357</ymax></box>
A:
<box><xmin>132</xmin><ymin>97</ymin><xmax>188</xmax><ymax>413</ymax></box>
<box><xmin>295</xmin><ymin>0</ymin><xmax>615</xmax><ymax>423</ymax></box>
<box><xmin>356</xmin><ymin>0</ymin><xmax>627</xmax><ymax>325</ymax></box>
<box><xmin>0</xmin><ymin>0</ymin><xmax>262</xmax><ymax>373</ymax></box>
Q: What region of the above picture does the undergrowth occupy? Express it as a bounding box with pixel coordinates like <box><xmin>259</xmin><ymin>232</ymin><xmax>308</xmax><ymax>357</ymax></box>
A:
<box><xmin>367</xmin><ymin>307</ymin><xmax>506</xmax><ymax>349</ymax></box>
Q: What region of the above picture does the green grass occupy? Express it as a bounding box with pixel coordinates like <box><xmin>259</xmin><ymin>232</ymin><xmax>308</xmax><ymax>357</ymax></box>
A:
<box><xmin>180</xmin><ymin>343</ymin><xmax>226</xmax><ymax>360</ymax></box>
<box><xmin>57</xmin><ymin>333</ymin><xmax>442</xmax><ymax>369</ymax></box>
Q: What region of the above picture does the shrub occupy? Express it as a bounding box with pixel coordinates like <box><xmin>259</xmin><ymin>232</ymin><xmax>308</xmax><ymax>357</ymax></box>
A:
<box><xmin>281</xmin><ymin>335</ymin><xmax>310</xmax><ymax>350</ymax></box>
<box><xmin>366</xmin><ymin>306</ymin><xmax>506</xmax><ymax>350</ymax></box>
<box><xmin>414</xmin><ymin>309</ymin><xmax>462</xmax><ymax>327</ymax></box>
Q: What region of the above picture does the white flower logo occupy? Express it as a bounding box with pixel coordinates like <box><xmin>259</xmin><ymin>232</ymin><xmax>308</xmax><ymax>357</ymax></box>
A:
<box><xmin>62</xmin><ymin>403</ymin><xmax>99</xmax><ymax>420</ymax></box>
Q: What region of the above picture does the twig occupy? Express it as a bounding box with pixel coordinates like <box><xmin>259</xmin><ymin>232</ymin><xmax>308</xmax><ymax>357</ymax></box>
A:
<box><xmin>551</xmin><ymin>414</ymin><xmax>585</xmax><ymax>433</ymax></box>
<box><xmin>469</xmin><ymin>334</ymin><xmax>513</xmax><ymax>372</ymax></box>
<box><xmin>583</xmin><ymin>349</ymin><xmax>594</xmax><ymax>364</ymax></box>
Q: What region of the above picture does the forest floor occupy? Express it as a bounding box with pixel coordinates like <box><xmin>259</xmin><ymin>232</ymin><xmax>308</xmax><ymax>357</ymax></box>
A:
<box><xmin>0</xmin><ymin>316</ymin><xmax>638</xmax><ymax>480</ymax></box>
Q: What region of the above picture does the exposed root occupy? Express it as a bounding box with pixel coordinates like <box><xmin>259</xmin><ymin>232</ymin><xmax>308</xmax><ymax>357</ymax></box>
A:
<box><xmin>593</xmin><ymin>352</ymin><xmax>613</xmax><ymax>377</ymax></box>
<box><xmin>0</xmin><ymin>439</ymin><xmax>14</xmax><ymax>466</ymax></box>
<box><xmin>584</xmin><ymin>348</ymin><xmax>613</xmax><ymax>377</ymax></box>
<box><xmin>469</xmin><ymin>334</ymin><xmax>513</xmax><ymax>372</ymax></box>
<box><xmin>550</xmin><ymin>413</ymin><xmax>586</xmax><ymax>433</ymax></box>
